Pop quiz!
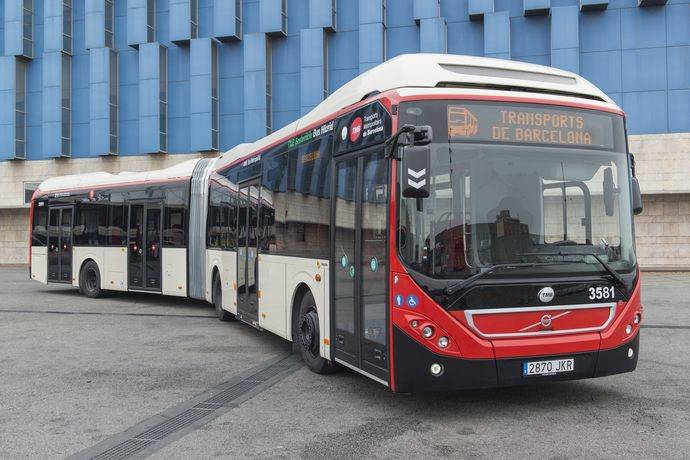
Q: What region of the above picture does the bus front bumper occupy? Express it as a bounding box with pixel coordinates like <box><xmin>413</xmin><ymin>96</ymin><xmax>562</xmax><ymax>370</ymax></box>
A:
<box><xmin>392</xmin><ymin>326</ymin><xmax>639</xmax><ymax>393</ymax></box>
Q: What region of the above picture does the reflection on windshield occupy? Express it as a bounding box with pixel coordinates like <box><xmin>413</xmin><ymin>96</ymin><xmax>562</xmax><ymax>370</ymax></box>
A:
<box><xmin>398</xmin><ymin>143</ymin><xmax>636</xmax><ymax>279</ymax></box>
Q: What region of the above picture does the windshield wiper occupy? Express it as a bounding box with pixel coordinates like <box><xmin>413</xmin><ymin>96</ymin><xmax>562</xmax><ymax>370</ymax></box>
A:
<box><xmin>443</xmin><ymin>262</ymin><xmax>555</xmax><ymax>296</ymax></box>
<box><xmin>517</xmin><ymin>251</ymin><xmax>628</xmax><ymax>292</ymax></box>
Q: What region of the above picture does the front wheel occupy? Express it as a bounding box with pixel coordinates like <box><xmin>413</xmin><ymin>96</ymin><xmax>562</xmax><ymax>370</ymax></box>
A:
<box><xmin>79</xmin><ymin>261</ymin><xmax>102</xmax><ymax>298</ymax></box>
<box><xmin>295</xmin><ymin>292</ymin><xmax>338</xmax><ymax>374</ymax></box>
<box><xmin>213</xmin><ymin>274</ymin><xmax>235</xmax><ymax>322</ymax></box>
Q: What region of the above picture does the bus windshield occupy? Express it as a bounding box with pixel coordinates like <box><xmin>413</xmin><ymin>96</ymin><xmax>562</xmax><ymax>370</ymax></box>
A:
<box><xmin>397</xmin><ymin>100</ymin><xmax>637</xmax><ymax>280</ymax></box>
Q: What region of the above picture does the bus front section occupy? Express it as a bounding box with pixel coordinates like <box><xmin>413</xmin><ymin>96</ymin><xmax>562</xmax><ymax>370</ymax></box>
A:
<box><xmin>390</xmin><ymin>99</ymin><xmax>642</xmax><ymax>392</ymax></box>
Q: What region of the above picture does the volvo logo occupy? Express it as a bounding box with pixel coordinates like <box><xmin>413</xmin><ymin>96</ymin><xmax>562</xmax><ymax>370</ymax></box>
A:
<box><xmin>540</xmin><ymin>314</ymin><xmax>553</xmax><ymax>328</ymax></box>
<box><xmin>538</xmin><ymin>287</ymin><xmax>555</xmax><ymax>303</ymax></box>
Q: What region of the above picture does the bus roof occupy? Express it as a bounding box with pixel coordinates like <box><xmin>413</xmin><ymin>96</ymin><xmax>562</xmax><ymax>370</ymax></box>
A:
<box><xmin>37</xmin><ymin>158</ymin><xmax>201</xmax><ymax>194</ymax></box>
<box><xmin>214</xmin><ymin>53</ymin><xmax>616</xmax><ymax>170</ymax></box>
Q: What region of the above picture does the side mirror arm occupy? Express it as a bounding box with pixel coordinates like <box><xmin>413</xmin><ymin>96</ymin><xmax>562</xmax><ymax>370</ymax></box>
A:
<box><xmin>385</xmin><ymin>124</ymin><xmax>416</xmax><ymax>160</ymax></box>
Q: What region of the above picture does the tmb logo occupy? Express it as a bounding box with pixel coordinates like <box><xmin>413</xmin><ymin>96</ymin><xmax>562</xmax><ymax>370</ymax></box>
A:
<box><xmin>349</xmin><ymin>117</ymin><xmax>363</xmax><ymax>142</ymax></box>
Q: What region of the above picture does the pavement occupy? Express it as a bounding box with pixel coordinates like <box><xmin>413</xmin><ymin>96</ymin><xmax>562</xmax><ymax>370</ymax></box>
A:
<box><xmin>0</xmin><ymin>267</ymin><xmax>688</xmax><ymax>459</ymax></box>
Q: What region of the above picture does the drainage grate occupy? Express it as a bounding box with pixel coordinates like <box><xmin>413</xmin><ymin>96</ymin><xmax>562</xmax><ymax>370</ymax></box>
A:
<box><xmin>72</xmin><ymin>354</ymin><xmax>301</xmax><ymax>460</ymax></box>
<box><xmin>90</xmin><ymin>439</ymin><xmax>155</xmax><ymax>460</ymax></box>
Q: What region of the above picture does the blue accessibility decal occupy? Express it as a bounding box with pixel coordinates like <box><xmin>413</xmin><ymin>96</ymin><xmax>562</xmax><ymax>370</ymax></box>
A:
<box><xmin>406</xmin><ymin>295</ymin><xmax>419</xmax><ymax>308</ymax></box>
<box><xmin>394</xmin><ymin>294</ymin><xmax>404</xmax><ymax>307</ymax></box>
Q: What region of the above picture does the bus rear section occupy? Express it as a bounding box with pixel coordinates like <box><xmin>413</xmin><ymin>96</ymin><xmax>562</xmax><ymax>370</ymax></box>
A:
<box><xmin>389</xmin><ymin>97</ymin><xmax>642</xmax><ymax>392</ymax></box>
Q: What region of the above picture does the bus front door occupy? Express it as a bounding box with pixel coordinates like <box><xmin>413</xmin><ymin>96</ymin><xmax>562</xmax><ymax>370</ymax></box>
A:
<box><xmin>47</xmin><ymin>206</ymin><xmax>73</xmax><ymax>283</ymax></box>
<box><xmin>127</xmin><ymin>203</ymin><xmax>163</xmax><ymax>292</ymax></box>
<box><xmin>237</xmin><ymin>182</ymin><xmax>260</xmax><ymax>324</ymax></box>
<box><xmin>332</xmin><ymin>149</ymin><xmax>389</xmax><ymax>384</ymax></box>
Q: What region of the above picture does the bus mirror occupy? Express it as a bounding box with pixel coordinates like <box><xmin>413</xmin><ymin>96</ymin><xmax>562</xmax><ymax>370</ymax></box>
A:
<box><xmin>603</xmin><ymin>167</ymin><xmax>615</xmax><ymax>217</ymax></box>
<box><xmin>402</xmin><ymin>145</ymin><xmax>431</xmax><ymax>199</ymax></box>
<box><xmin>412</xmin><ymin>125</ymin><xmax>433</xmax><ymax>145</ymax></box>
<box><xmin>632</xmin><ymin>177</ymin><xmax>644</xmax><ymax>215</ymax></box>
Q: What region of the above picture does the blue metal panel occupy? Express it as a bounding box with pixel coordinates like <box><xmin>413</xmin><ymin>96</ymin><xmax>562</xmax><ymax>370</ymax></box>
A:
<box><xmin>260</xmin><ymin>0</ymin><xmax>286</xmax><ymax>36</ymax></box>
<box><xmin>580</xmin><ymin>50</ymin><xmax>622</xmax><ymax>93</ymax></box>
<box><xmin>524</xmin><ymin>0</ymin><xmax>551</xmax><ymax>15</ymax></box>
<box><xmin>580</xmin><ymin>0</ymin><xmax>609</xmax><ymax>11</ymax></box>
<box><xmin>495</xmin><ymin>0</ymin><xmax>526</xmax><ymax>17</ymax></box>
<box><xmin>420</xmin><ymin>17</ymin><xmax>446</xmax><ymax>53</ymax></box>
<box><xmin>243</xmin><ymin>33</ymin><xmax>267</xmax><ymax>141</ymax></box>
<box><xmin>170</xmin><ymin>0</ymin><xmax>193</xmax><ymax>44</ymax></box>
<box><xmin>667</xmin><ymin>89</ymin><xmax>690</xmax><ymax>133</ymax></box>
<box><xmin>4</xmin><ymin>0</ymin><xmax>27</xmax><ymax>57</ymax></box>
<box><xmin>667</xmin><ymin>4</ymin><xmax>690</xmax><ymax>46</ymax></box>
<box><xmin>0</xmin><ymin>56</ymin><xmax>16</xmax><ymax>159</ymax></box>
<box><xmin>620</xmin><ymin>5</ymin><xmax>665</xmax><ymax>49</ymax></box>
<box><xmin>580</xmin><ymin>8</ymin><xmax>620</xmax><ymax>52</ymax></box>
<box><xmin>190</xmin><ymin>38</ymin><xmax>213</xmax><ymax>151</ymax></box>
<box><xmin>551</xmin><ymin>5</ymin><xmax>579</xmax><ymax>72</ymax></box>
<box><xmin>127</xmin><ymin>0</ymin><xmax>148</xmax><ymax>47</ymax></box>
<box><xmin>387</xmin><ymin>25</ymin><xmax>420</xmax><ymax>57</ymax></box>
<box><xmin>214</xmin><ymin>0</ymin><xmax>241</xmax><ymax>41</ymax></box>
<box><xmin>667</xmin><ymin>45</ymin><xmax>690</xmax><ymax>90</ymax></box>
<box><xmin>85</xmin><ymin>0</ymin><xmax>105</xmax><ymax>49</ymax></box>
<box><xmin>42</xmin><ymin>51</ymin><xmax>63</xmax><ymax>158</ymax></box>
<box><xmin>622</xmin><ymin>91</ymin><xmax>667</xmax><ymax>134</ymax></box>
<box><xmin>138</xmin><ymin>42</ymin><xmax>162</xmax><ymax>153</ymax></box>
<box><xmin>358</xmin><ymin>22</ymin><xmax>385</xmax><ymax>73</ymax></box>
<box><xmin>43</xmin><ymin>0</ymin><xmax>63</xmax><ymax>53</ymax></box>
<box><xmin>511</xmin><ymin>16</ymin><xmax>549</xmax><ymax>58</ymax></box>
<box><xmin>622</xmin><ymin>48</ymin><xmax>666</xmax><ymax>92</ymax></box>
<box><xmin>388</xmin><ymin>0</ymin><xmax>414</xmax><ymax>27</ymax></box>
<box><xmin>413</xmin><ymin>0</ymin><xmax>440</xmax><ymax>23</ymax></box>
<box><xmin>309</xmin><ymin>0</ymin><xmax>336</xmax><ymax>31</ymax></box>
<box><xmin>447</xmin><ymin>20</ymin><xmax>484</xmax><ymax>56</ymax></box>
<box><xmin>442</xmin><ymin>0</ymin><xmax>469</xmax><ymax>22</ymax></box>
<box><xmin>300</xmin><ymin>28</ymin><xmax>325</xmax><ymax>115</ymax></box>
<box><xmin>469</xmin><ymin>0</ymin><xmax>494</xmax><ymax>20</ymax></box>
<box><xmin>359</xmin><ymin>0</ymin><xmax>385</xmax><ymax>24</ymax></box>
<box><xmin>484</xmin><ymin>11</ymin><xmax>510</xmax><ymax>59</ymax></box>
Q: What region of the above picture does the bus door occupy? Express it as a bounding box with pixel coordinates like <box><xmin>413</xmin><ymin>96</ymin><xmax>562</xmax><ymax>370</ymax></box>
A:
<box><xmin>237</xmin><ymin>181</ymin><xmax>260</xmax><ymax>324</ymax></box>
<box><xmin>331</xmin><ymin>149</ymin><xmax>389</xmax><ymax>384</ymax></box>
<box><xmin>127</xmin><ymin>202</ymin><xmax>163</xmax><ymax>291</ymax></box>
<box><xmin>47</xmin><ymin>206</ymin><xmax>73</xmax><ymax>283</ymax></box>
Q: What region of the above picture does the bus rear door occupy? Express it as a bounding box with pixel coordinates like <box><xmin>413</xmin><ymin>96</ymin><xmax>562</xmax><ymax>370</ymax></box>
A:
<box><xmin>47</xmin><ymin>206</ymin><xmax>73</xmax><ymax>283</ymax></box>
<box><xmin>236</xmin><ymin>181</ymin><xmax>260</xmax><ymax>324</ymax></box>
<box><xmin>127</xmin><ymin>202</ymin><xmax>163</xmax><ymax>292</ymax></box>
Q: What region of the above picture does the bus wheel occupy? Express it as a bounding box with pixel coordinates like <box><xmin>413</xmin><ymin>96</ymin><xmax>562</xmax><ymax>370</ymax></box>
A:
<box><xmin>79</xmin><ymin>261</ymin><xmax>102</xmax><ymax>299</ymax></box>
<box><xmin>296</xmin><ymin>292</ymin><xmax>338</xmax><ymax>374</ymax></box>
<box><xmin>213</xmin><ymin>274</ymin><xmax>235</xmax><ymax>322</ymax></box>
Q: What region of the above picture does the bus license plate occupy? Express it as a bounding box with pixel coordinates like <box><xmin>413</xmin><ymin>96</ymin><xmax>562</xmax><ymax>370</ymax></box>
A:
<box><xmin>523</xmin><ymin>358</ymin><xmax>574</xmax><ymax>376</ymax></box>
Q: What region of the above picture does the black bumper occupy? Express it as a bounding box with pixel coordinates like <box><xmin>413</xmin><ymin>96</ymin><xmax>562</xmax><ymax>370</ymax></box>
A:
<box><xmin>392</xmin><ymin>326</ymin><xmax>639</xmax><ymax>393</ymax></box>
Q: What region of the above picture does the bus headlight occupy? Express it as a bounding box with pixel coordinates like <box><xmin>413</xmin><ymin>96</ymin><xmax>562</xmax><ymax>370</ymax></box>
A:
<box><xmin>422</xmin><ymin>326</ymin><xmax>434</xmax><ymax>338</ymax></box>
<box><xmin>430</xmin><ymin>363</ymin><xmax>444</xmax><ymax>376</ymax></box>
<box><xmin>437</xmin><ymin>336</ymin><xmax>449</xmax><ymax>348</ymax></box>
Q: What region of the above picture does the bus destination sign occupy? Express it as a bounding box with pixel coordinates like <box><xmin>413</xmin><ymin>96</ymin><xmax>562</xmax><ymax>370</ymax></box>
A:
<box><xmin>447</xmin><ymin>104</ymin><xmax>615</xmax><ymax>149</ymax></box>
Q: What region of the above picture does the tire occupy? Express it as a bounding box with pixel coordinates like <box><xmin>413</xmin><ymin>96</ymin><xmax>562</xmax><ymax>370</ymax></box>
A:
<box><xmin>294</xmin><ymin>291</ymin><xmax>338</xmax><ymax>374</ymax></box>
<box><xmin>213</xmin><ymin>273</ymin><xmax>235</xmax><ymax>322</ymax></box>
<box><xmin>79</xmin><ymin>260</ymin><xmax>102</xmax><ymax>299</ymax></box>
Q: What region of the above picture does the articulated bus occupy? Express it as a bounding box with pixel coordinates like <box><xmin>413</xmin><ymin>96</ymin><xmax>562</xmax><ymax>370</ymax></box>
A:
<box><xmin>30</xmin><ymin>54</ymin><xmax>644</xmax><ymax>392</ymax></box>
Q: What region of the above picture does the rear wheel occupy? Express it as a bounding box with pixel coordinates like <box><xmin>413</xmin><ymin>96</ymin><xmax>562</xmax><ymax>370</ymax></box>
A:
<box><xmin>213</xmin><ymin>273</ymin><xmax>235</xmax><ymax>322</ymax></box>
<box><xmin>79</xmin><ymin>261</ymin><xmax>102</xmax><ymax>298</ymax></box>
<box><xmin>295</xmin><ymin>291</ymin><xmax>338</xmax><ymax>374</ymax></box>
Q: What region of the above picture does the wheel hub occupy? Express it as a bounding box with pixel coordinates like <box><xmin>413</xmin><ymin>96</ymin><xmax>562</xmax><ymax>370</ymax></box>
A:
<box><xmin>299</xmin><ymin>310</ymin><xmax>318</xmax><ymax>353</ymax></box>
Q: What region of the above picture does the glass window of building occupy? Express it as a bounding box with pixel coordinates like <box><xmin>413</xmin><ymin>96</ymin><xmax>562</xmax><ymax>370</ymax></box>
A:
<box><xmin>105</xmin><ymin>0</ymin><xmax>115</xmax><ymax>48</ymax></box>
<box><xmin>61</xmin><ymin>53</ymin><xmax>72</xmax><ymax>157</ymax></box>
<box><xmin>147</xmin><ymin>0</ymin><xmax>155</xmax><ymax>42</ymax></box>
<box><xmin>211</xmin><ymin>40</ymin><xmax>219</xmax><ymax>151</ymax></box>
<box><xmin>159</xmin><ymin>47</ymin><xmax>168</xmax><ymax>152</ymax></box>
<box><xmin>62</xmin><ymin>0</ymin><xmax>72</xmax><ymax>54</ymax></box>
<box><xmin>22</xmin><ymin>0</ymin><xmax>33</xmax><ymax>58</ymax></box>
<box><xmin>109</xmin><ymin>50</ymin><xmax>119</xmax><ymax>154</ymax></box>
<box><xmin>191</xmin><ymin>0</ymin><xmax>199</xmax><ymax>39</ymax></box>
<box><xmin>15</xmin><ymin>60</ymin><xmax>27</xmax><ymax>159</ymax></box>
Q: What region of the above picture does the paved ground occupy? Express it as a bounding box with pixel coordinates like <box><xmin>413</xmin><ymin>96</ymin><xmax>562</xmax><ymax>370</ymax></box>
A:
<box><xmin>0</xmin><ymin>267</ymin><xmax>688</xmax><ymax>459</ymax></box>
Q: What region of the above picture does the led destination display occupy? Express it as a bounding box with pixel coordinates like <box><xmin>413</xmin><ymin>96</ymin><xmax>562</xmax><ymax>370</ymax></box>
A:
<box><xmin>447</xmin><ymin>103</ymin><xmax>615</xmax><ymax>149</ymax></box>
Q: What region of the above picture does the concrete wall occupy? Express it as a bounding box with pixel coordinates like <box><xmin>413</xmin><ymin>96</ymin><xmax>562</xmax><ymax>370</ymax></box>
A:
<box><xmin>635</xmin><ymin>194</ymin><xmax>690</xmax><ymax>270</ymax></box>
<box><xmin>0</xmin><ymin>208</ymin><xmax>29</xmax><ymax>264</ymax></box>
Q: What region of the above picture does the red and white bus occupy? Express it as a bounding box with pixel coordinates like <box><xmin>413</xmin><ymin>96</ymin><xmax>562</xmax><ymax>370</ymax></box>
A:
<box><xmin>30</xmin><ymin>54</ymin><xmax>644</xmax><ymax>391</ymax></box>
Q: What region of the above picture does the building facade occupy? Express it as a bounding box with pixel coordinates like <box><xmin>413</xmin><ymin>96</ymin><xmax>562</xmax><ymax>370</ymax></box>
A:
<box><xmin>1</xmin><ymin>0</ymin><xmax>689</xmax><ymax>268</ymax></box>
